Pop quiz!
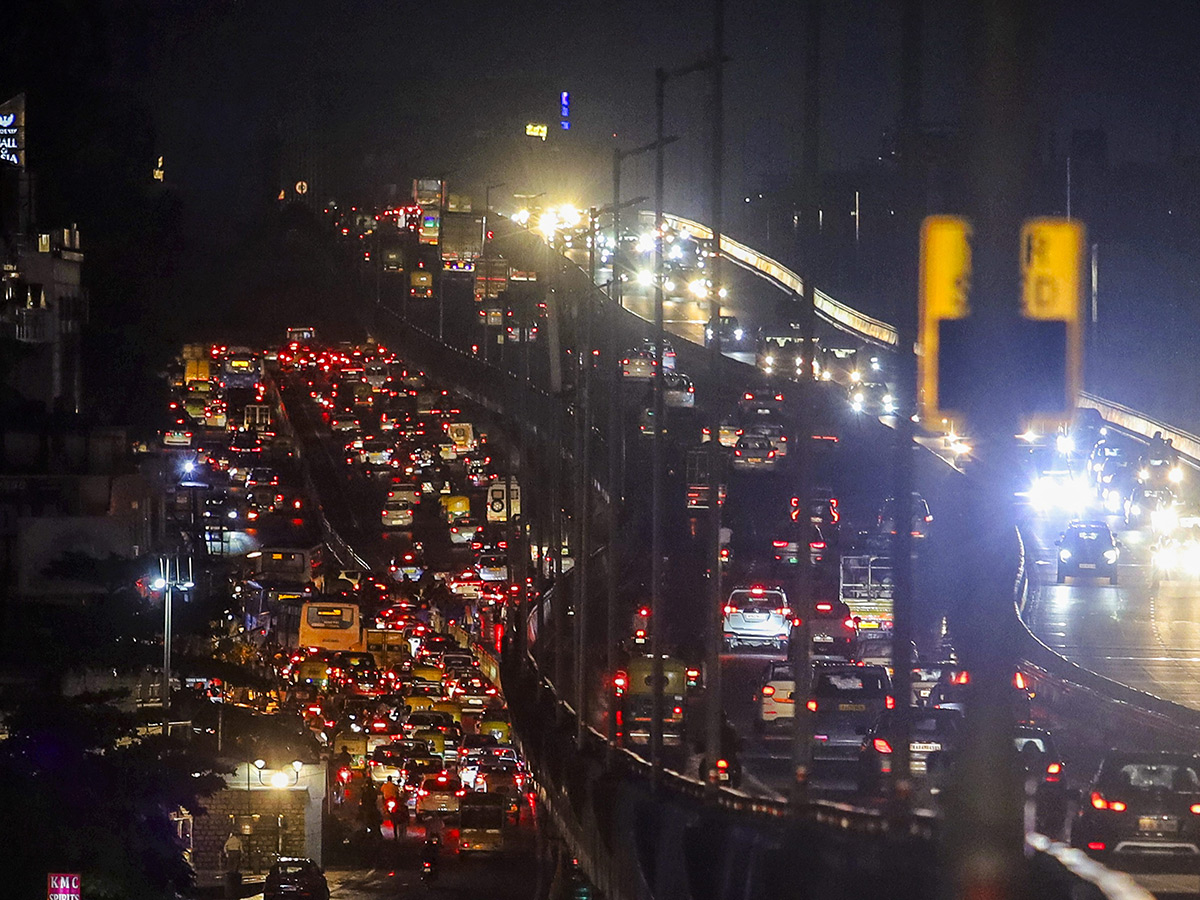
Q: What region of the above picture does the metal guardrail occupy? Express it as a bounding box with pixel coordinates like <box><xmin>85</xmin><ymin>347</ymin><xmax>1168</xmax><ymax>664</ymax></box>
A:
<box><xmin>660</xmin><ymin>212</ymin><xmax>900</xmax><ymax>348</ymax></box>
<box><xmin>1078</xmin><ymin>391</ymin><xmax>1200</xmax><ymax>466</ymax></box>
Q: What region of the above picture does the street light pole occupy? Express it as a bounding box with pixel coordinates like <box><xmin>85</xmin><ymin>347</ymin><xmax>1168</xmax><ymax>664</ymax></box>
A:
<box><xmin>650</xmin><ymin>66</ymin><xmax>668</xmax><ymax>777</ymax></box>
<box><xmin>162</xmin><ymin>556</ymin><xmax>173</xmax><ymax>736</ymax></box>
<box><xmin>703</xmin><ymin>0</ymin><xmax>727</xmax><ymax>789</ymax></box>
<box><xmin>484</xmin><ymin>181</ymin><xmax>507</xmax><ymax>247</ymax></box>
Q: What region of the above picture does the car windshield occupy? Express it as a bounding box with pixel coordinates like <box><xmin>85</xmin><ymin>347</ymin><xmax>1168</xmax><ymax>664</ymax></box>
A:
<box><xmin>814</xmin><ymin>671</ymin><xmax>888</xmax><ymax>696</ymax></box>
<box><xmin>422</xmin><ymin>776</ymin><xmax>456</xmax><ymax>792</ymax></box>
<box><xmin>768</xmin><ymin>664</ymin><xmax>794</xmax><ymax>681</ymax></box>
<box><xmin>275</xmin><ymin>863</ymin><xmax>311</xmax><ymax>877</ymax></box>
<box><xmin>729</xmin><ymin>589</ymin><xmax>786</xmax><ymax>608</ymax></box>
<box><xmin>1104</xmin><ymin>761</ymin><xmax>1200</xmax><ymax>792</ymax></box>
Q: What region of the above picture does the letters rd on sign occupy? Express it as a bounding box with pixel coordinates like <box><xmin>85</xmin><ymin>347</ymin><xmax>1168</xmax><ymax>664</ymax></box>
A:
<box><xmin>48</xmin><ymin>873</ymin><xmax>81</xmax><ymax>900</ymax></box>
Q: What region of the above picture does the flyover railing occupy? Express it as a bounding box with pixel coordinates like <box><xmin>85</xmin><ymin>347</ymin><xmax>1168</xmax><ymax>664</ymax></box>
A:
<box><xmin>659</xmin><ymin>212</ymin><xmax>900</xmax><ymax>348</ymax></box>
<box><xmin>1078</xmin><ymin>390</ymin><xmax>1200</xmax><ymax>466</ymax></box>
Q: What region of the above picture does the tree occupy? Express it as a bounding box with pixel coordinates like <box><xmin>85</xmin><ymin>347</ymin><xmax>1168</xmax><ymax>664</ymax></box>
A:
<box><xmin>0</xmin><ymin>690</ymin><xmax>228</xmax><ymax>899</ymax></box>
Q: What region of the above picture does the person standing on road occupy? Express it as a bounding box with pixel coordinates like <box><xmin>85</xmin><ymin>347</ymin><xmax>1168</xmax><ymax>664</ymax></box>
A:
<box><xmin>222</xmin><ymin>832</ymin><xmax>243</xmax><ymax>873</ymax></box>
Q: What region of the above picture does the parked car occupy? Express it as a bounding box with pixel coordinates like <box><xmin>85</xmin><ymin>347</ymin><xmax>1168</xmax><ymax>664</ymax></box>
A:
<box><xmin>264</xmin><ymin>858</ymin><xmax>329</xmax><ymax>900</ymax></box>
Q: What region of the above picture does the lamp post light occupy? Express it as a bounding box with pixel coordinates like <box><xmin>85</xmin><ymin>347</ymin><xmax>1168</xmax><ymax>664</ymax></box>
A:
<box><xmin>152</xmin><ymin>554</ymin><xmax>194</xmax><ymax>735</ymax></box>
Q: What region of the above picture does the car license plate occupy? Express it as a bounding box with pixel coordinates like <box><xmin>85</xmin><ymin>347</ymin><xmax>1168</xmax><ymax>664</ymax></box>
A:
<box><xmin>838</xmin><ymin>703</ymin><xmax>865</xmax><ymax>712</ymax></box>
<box><xmin>1079</xmin><ymin>563</ymin><xmax>1096</xmax><ymax>569</ymax></box>
<box><xmin>1140</xmin><ymin>816</ymin><xmax>1178</xmax><ymax>833</ymax></box>
<box><xmin>744</xmin><ymin>613</ymin><xmax>768</xmax><ymax>621</ymax></box>
<box><xmin>814</xmin><ymin>635</ymin><xmax>833</xmax><ymax>643</ymax></box>
<box><xmin>910</xmin><ymin>741</ymin><xmax>941</xmax><ymax>753</ymax></box>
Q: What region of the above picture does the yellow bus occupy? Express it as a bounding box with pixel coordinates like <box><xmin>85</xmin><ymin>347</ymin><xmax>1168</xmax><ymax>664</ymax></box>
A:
<box><xmin>297</xmin><ymin>601</ymin><xmax>363</xmax><ymax>653</ymax></box>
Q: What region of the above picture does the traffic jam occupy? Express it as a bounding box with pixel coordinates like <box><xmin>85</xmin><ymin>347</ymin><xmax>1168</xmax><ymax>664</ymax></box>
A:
<box><xmin>165</xmin><ymin>331</ymin><xmax>536</xmax><ymax>889</ymax></box>
<box><xmin>603</xmin><ymin>220</ymin><xmax>1200</xmax><ymax>875</ymax></box>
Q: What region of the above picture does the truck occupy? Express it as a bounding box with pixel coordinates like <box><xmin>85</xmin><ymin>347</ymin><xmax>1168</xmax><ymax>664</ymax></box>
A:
<box><xmin>486</xmin><ymin>478</ymin><xmax>521</xmax><ymax>523</ymax></box>
<box><xmin>839</xmin><ymin>554</ymin><xmax>894</xmax><ymax>631</ymax></box>
<box><xmin>474</xmin><ymin>257</ymin><xmax>509</xmax><ymax>303</ymax></box>
<box><xmin>413</xmin><ymin>178</ymin><xmax>445</xmax><ymax>245</ymax></box>
<box><xmin>685</xmin><ymin>446</ymin><xmax>727</xmax><ymax>510</ymax></box>
<box><xmin>184</xmin><ymin>357</ymin><xmax>212</xmax><ymax>385</ymax></box>
<box><xmin>615</xmin><ymin>654</ymin><xmax>687</xmax><ymax>747</ymax></box>
<box><xmin>447</xmin><ymin>423</ymin><xmax>477</xmax><ymax>454</ymax></box>
<box><xmin>441</xmin><ymin>211</ymin><xmax>484</xmax><ymax>270</ymax></box>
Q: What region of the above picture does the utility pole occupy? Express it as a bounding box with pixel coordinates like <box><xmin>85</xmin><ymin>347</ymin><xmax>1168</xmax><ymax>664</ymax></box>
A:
<box><xmin>703</xmin><ymin>0</ymin><xmax>727</xmax><ymax>789</ymax></box>
<box><xmin>948</xmin><ymin>3</ymin><xmax>1034</xmax><ymax>900</ymax></box>
<box><xmin>650</xmin><ymin>67</ymin><xmax>668</xmax><ymax>777</ymax></box>
<box><xmin>437</xmin><ymin>177</ymin><xmax>447</xmax><ymax>341</ymax></box>
<box><xmin>791</xmin><ymin>0</ymin><xmax>821</xmax><ymax>804</ymax></box>
<box><xmin>888</xmin><ymin>0</ymin><xmax>924</xmax><ymax>800</ymax></box>
<box><xmin>574</xmin><ymin>254</ymin><xmax>593</xmax><ymax>743</ymax></box>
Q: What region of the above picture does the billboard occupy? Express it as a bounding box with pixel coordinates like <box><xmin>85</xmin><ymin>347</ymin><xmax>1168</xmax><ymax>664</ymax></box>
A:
<box><xmin>0</xmin><ymin>93</ymin><xmax>25</xmax><ymax>168</ymax></box>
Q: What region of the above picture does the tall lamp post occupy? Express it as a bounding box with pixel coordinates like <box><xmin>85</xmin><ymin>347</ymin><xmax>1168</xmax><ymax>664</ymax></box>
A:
<box><xmin>152</xmin><ymin>554</ymin><xmax>194</xmax><ymax>736</ymax></box>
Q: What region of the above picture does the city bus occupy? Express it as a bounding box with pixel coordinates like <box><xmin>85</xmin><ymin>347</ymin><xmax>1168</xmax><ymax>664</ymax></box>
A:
<box><xmin>297</xmin><ymin>601</ymin><xmax>364</xmax><ymax>653</ymax></box>
<box><xmin>222</xmin><ymin>347</ymin><xmax>261</xmax><ymax>389</ymax></box>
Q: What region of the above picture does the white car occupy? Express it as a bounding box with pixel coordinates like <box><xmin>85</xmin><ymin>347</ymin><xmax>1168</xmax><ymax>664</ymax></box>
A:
<box><xmin>476</xmin><ymin>554</ymin><xmax>508</xmax><ymax>582</ymax></box>
<box><xmin>449</xmin><ymin>519</ymin><xmax>484</xmax><ymax>546</ymax></box>
<box><xmin>757</xmin><ymin>660</ymin><xmax>795</xmax><ymax>730</ymax></box>
<box><xmin>723</xmin><ymin>586</ymin><xmax>792</xmax><ymax>651</ymax></box>
<box><xmin>381</xmin><ymin>499</ymin><xmax>414</xmax><ymax>529</ymax></box>
<box><xmin>415</xmin><ymin>772</ymin><xmax>463</xmax><ymax>819</ymax></box>
<box><xmin>731</xmin><ymin>436</ymin><xmax>777</xmax><ymax>471</ymax></box>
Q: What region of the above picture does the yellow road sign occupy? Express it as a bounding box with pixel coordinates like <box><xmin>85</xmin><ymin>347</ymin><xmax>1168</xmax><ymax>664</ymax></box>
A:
<box><xmin>919</xmin><ymin>216</ymin><xmax>973</xmax><ymax>421</ymax></box>
<box><xmin>1020</xmin><ymin>217</ymin><xmax>1085</xmax><ymax>425</ymax></box>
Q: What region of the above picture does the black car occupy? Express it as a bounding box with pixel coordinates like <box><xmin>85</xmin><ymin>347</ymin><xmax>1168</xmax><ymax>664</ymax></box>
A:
<box><xmin>858</xmin><ymin>707</ymin><xmax>964</xmax><ymax>794</ymax></box>
<box><xmin>264</xmin><ymin>858</ymin><xmax>329</xmax><ymax>900</ymax></box>
<box><xmin>1014</xmin><ymin>724</ymin><xmax>1068</xmax><ymax>836</ymax></box>
<box><xmin>705</xmin><ymin>315</ymin><xmax>745</xmax><ymax>347</ymax></box>
<box><xmin>1056</xmin><ymin>520</ymin><xmax>1120</xmax><ymax>585</ymax></box>
<box><xmin>1072</xmin><ymin>750</ymin><xmax>1200</xmax><ymax>871</ymax></box>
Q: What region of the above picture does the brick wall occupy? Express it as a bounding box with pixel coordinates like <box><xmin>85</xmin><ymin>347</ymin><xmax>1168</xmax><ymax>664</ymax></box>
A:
<box><xmin>193</xmin><ymin>787</ymin><xmax>311</xmax><ymax>881</ymax></box>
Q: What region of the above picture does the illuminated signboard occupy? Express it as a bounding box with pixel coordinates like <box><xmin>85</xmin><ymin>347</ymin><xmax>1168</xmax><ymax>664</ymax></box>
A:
<box><xmin>525</xmin><ymin>123</ymin><xmax>548</xmax><ymax>141</ymax></box>
<box><xmin>0</xmin><ymin>93</ymin><xmax>26</xmax><ymax>169</ymax></box>
<box><xmin>560</xmin><ymin>90</ymin><xmax>570</xmax><ymax>132</ymax></box>
<box><xmin>47</xmin><ymin>874</ymin><xmax>81</xmax><ymax>900</ymax></box>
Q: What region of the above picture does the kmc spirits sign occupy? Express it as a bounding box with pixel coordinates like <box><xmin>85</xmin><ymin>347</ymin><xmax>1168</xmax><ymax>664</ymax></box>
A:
<box><xmin>47</xmin><ymin>873</ymin><xmax>81</xmax><ymax>900</ymax></box>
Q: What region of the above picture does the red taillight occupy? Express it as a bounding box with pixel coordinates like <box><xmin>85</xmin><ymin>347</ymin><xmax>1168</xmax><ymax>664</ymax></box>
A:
<box><xmin>806</xmin><ymin>700</ymin><xmax>818</xmax><ymax>712</ymax></box>
<box><xmin>338</xmin><ymin>767</ymin><xmax>352</xmax><ymax>783</ymax></box>
<box><xmin>761</xmin><ymin>685</ymin><xmax>776</xmax><ymax>697</ymax></box>
<box><xmin>843</xmin><ymin>617</ymin><xmax>857</xmax><ymax>630</ymax></box>
<box><xmin>885</xmin><ymin>695</ymin><xmax>895</xmax><ymax>709</ymax></box>
<box><xmin>1091</xmin><ymin>791</ymin><xmax>1126</xmax><ymax>811</ymax></box>
<box><xmin>774</xmin><ymin>607</ymin><xmax>792</xmax><ymax>616</ymax></box>
<box><xmin>716</xmin><ymin>759</ymin><xmax>729</xmax><ymax>770</ymax></box>
<box><xmin>455</xmin><ymin>788</ymin><xmax>467</xmax><ymax>797</ymax></box>
<box><xmin>810</xmin><ymin>541</ymin><xmax>826</xmax><ymax>550</ymax></box>
<box><xmin>872</xmin><ymin>738</ymin><xmax>893</xmax><ymax>754</ymax></box>
<box><xmin>1190</xmin><ymin>804</ymin><xmax>1200</xmax><ymax>815</ymax></box>
<box><xmin>723</xmin><ymin>605</ymin><xmax>739</xmax><ymax>615</ymax></box>
<box><xmin>815</xmin><ymin>602</ymin><xmax>833</xmax><ymax>612</ymax></box>
<box><xmin>1087</xmin><ymin>842</ymin><xmax>1106</xmax><ymax>851</ymax></box>
<box><xmin>772</xmin><ymin>540</ymin><xmax>789</xmax><ymax>548</ymax></box>
<box><xmin>1046</xmin><ymin>762</ymin><xmax>1062</xmax><ymax>781</ymax></box>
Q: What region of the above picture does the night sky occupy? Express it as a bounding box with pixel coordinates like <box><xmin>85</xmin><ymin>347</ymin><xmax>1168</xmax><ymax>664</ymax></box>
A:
<box><xmin>11</xmin><ymin>0</ymin><xmax>1196</xmax><ymax>220</ymax></box>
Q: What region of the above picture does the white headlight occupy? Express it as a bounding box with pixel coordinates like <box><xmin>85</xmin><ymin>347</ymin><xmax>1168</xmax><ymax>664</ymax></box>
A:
<box><xmin>1104</xmin><ymin>548</ymin><xmax>1119</xmax><ymax>563</ymax></box>
<box><xmin>1059</xmin><ymin>549</ymin><xmax>1071</xmax><ymax>562</ymax></box>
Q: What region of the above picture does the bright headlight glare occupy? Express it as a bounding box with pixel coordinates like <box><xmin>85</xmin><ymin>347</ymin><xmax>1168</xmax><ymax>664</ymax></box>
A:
<box><xmin>1058</xmin><ymin>549</ymin><xmax>1071</xmax><ymax>562</ymax></box>
<box><xmin>1104</xmin><ymin>548</ymin><xmax>1119</xmax><ymax>563</ymax></box>
<box><xmin>1170</xmin><ymin>467</ymin><xmax>1184</xmax><ymax>483</ymax></box>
